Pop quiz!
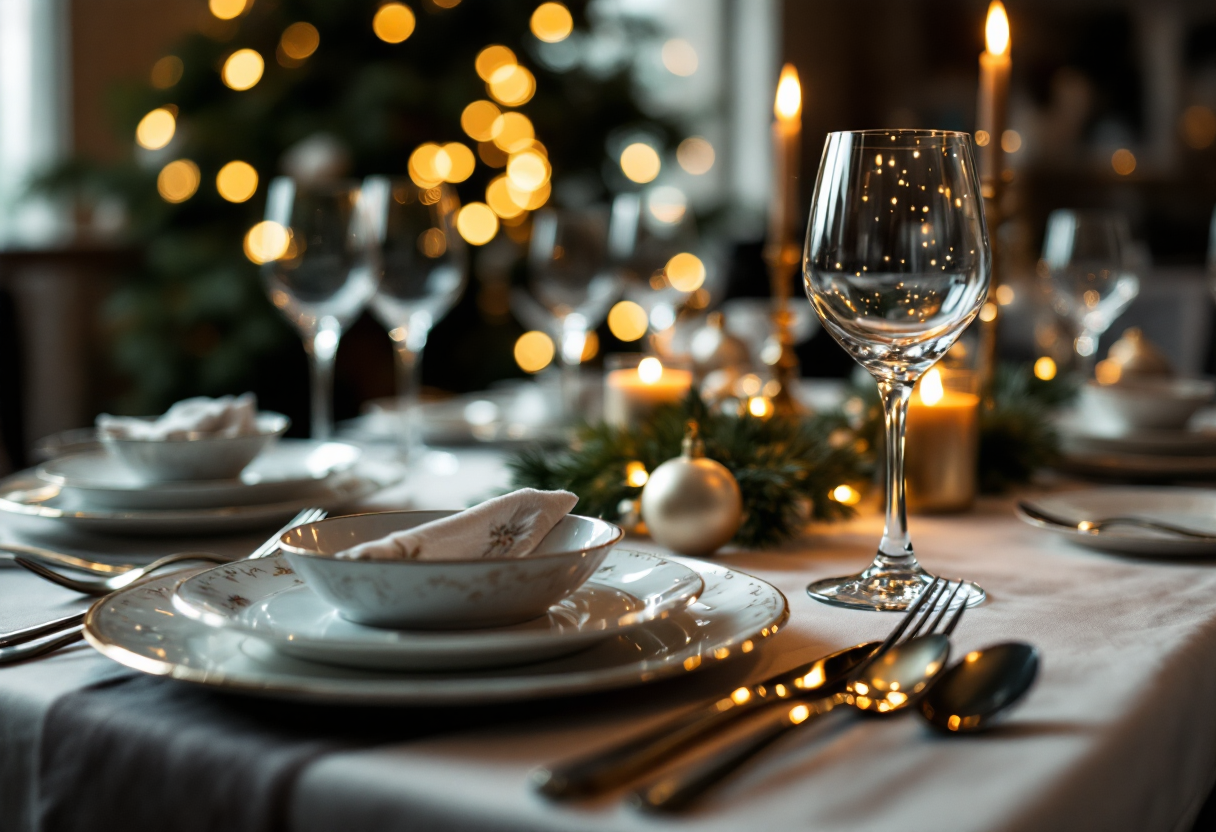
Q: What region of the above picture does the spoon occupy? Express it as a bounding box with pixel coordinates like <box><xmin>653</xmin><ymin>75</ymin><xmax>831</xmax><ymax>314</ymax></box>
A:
<box><xmin>919</xmin><ymin>641</ymin><xmax>1039</xmax><ymax>732</ymax></box>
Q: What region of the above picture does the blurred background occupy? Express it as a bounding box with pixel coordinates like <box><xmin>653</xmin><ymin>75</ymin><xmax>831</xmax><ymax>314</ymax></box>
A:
<box><xmin>2</xmin><ymin>0</ymin><xmax>1215</xmax><ymax>469</ymax></box>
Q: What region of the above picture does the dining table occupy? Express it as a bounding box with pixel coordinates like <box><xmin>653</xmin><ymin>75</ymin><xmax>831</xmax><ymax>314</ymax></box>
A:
<box><xmin>2</xmin><ymin>446</ymin><xmax>1216</xmax><ymax>832</ymax></box>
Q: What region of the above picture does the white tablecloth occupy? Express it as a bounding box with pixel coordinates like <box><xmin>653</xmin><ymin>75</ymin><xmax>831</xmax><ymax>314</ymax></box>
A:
<box><xmin>2</xmin><ymin>449</ymin><xmax>1216</xmax><ymax>832</ymax></box>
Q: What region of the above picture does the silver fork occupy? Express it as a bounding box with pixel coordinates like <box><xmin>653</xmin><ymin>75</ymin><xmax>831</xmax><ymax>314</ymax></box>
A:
<box><xmin>633</xmin><ymin>580</ymin><xmax>971</xmax><ymax>812</ymax></box>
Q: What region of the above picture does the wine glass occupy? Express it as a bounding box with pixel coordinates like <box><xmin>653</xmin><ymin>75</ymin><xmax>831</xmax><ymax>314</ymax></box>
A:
<box><xmin>362</xmin><ymin>177</ymin><xmax>467</xmax><ymax>459</ymax></box>
<box><xmin>803</xmin><ymin>129</ymin><xmax>991</xmax><ymax>611</ymax></box>
<box><xmin>262</xmin><ymin>177</ymin><xmax>380</xmax><ymax>439</ymax></box>
<box><xmin>1040</xmin><ymin>210</ymin><xmax>1138</xmax><ymax>375</ymax></box>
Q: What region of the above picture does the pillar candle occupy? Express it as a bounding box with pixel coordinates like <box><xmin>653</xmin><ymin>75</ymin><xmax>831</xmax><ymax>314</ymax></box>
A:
<box><xmin>905</xmin><ymin>368</ymin><xmax>980</xmax><ymax>513</ymax></box>
<box><xmin>604</xmin><ymin>357</ymin><xmax>692</xmax><ymax>428</ymax></box>
<box><xmin>976</xmin><ymin>1</ymin><xmax>1011</xmax><ymax>194</ymax></box>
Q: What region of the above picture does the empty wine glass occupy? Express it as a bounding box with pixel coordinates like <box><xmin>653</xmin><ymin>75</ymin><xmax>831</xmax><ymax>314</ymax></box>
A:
<box><xmin>803</xmin><ymin>129</ymin><xmax>991</xmax><ymax>611</ymax></box>
<box><xmin>262</xmin><ymin>177</ymin><xmax>380</xmax><ymax>439</ymax></box>
<box><xmin>362</xmin><ymin>177</ymin><xmax>467</xmax><ymax>459</ymax></box>
<box><xmin>1040</xmin><ymin>210</ymin><xmax>1138</xmax><ymax>375</ymax></box>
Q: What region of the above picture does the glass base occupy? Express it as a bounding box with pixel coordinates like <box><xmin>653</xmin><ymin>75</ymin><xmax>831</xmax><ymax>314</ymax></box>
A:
<box><xmin>807</xmin><ymin>560</ymin><xmax>986</xmax><ymax>612</ymax></box>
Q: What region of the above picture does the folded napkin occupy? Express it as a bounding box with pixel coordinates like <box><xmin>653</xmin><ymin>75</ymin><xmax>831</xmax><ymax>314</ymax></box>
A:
<box><xmin>336</xmin><ymin>488</ymin><xmax>578</xmax><ymax>561</ymax></box>
<box><xmin>97</xmin><ymin>394</ymin><xmax>258</xmax><ymax>440</ymax></box>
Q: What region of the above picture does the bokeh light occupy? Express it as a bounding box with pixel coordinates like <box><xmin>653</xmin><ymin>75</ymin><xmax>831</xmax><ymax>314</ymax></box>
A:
<box><xmin>507</xmin><ymin>179</ymin><xmax>550</xmax><ymax>210</ymax></box>
<box><xmin>646</xmin><ymin>185</ymin><xmax>687</xmax><ymax>225</ymax></box>
<box><xmin>625</xmin><ymin>461</ymin><xmax>649</xmax><ymax>488</ymax></box>
<box><xmin>216</xmin><ymin>161</ymin><xmax>258</xmax><ymax>203</ymax></box>
<box><xmin>995</xmin><ymin>284</ymin><xmax>1015</xmax><ymax>305</ymax></box>
<box><xmin>620</xmin><ymin>142</ymin><xmax>661</xmax><ymax>183</ymax></box>
<box><xmin>222</xmin><ymin>49</ymin><xmax>264</xmax><ymax>90</ymax></box>
<box><xmin>491</xmin><ymin>112</ymin><xmax>535</xmax><ymax>152</ymax></box>
<box><xmin>1181</xmin><ymin>105</ymin><xmax>1216</xmax><ymax>150</ymax></box>
<box><xmin>506</xmin><ymin>150</ymin><xmax>550</xmax><ymax>192</ymax></box>
<box><xmin>677</xmin><ymin>137</ymin><xmax>714</xmax><ymax>175</ymax></box>
<box><xmin>461</xmin><ymin>100</ymin><xmax>502</xmax><ymax>142</ymax></box>
<box><xmin>373</xmin><ymin>3</ymin><xmax>416</xmax><ymax>43</ymax></box>
<box><xmin>478</xmin><ymin>141</ymin><xmax>509</xmax><ymax>168</ymax></box>
<box><xmin>456</xmin><ymin>202</ymin><xmax>499</xmax><ymax>245</ymax></box>
<box><xmin>1000</xmin><ymin>129</ymin><xmax>1021</xmax><ymax>153</ymax></box>
<box><xmin>830</xmin><ymin>484</ymin><xmax>862</xmax><ymax>505</ymax></box>
<box><xmin>244</xmin><ymin>221</ymin><xmax>290</xmax><ymax>264</ymax></box>
<box><xmin>209</xmin><ymin>0</ymin><xmax>246</xmax><ymax>20</ymax></box>
<box><xmin>157</xmin><ymin>159</ymin><xmax>200</xmax><ymax>203</ymax></box>
<box><xmin>661</xmin><ymin>38</ymin><xmax>698</xmax><ymax>76</ymax></box>
<box><xmin>487</xmin><ymin>64</ymin><xmax>536</xmax><ymax>107</ymax></box>
<box><xmin>486</xmin><ymin>176</ymin><xmax>526</xmax><ymax>219</ymax></box>
<box><xmin>150</xmin><ymin>56</ymin><xmax>183</xmax><ymax>89</ymax></box>
<box><xmin>607</xmin><ymin>300</ymin><xmax>648</xmax><ymax>341</ymax></box>
<box><xmin>531</xmin><ymin>2</ymin><xmax>573</xmax><ymax>43</ymax></box>
<box><xmin>409</xmin><ymin>143</ymin><xmax>450</xmax><ymax>188</ymax></box>
<box><xmin>441</xmin><ymin>142</ymin><xmax>475</xmax><ymax>183</ymax></box>
<box><xmin>135</xmin><ymin>108</ymin><xmax>176</xmax><ymax>150</ymax></box>
<box><xmin>638</xmin><ymin>357</ymin><xmax>664</xmax><ymax>384</ymax></box>
<box><xmin>475</xmin><ymin>45</ymin><xmax>516</xmax><ymax>81</ymax></box>
<box><xmin>514</xmin><ymin>331</ymin><xmax>555</xmax><ymax>373</ymax></box>
<box><xmin>418</xmin><ymin>228</ymin><xmax>447</xmax><ymax>258</ymax></box>
<box><xmin>665</xmin><ymin>252</ymin><xmax>705</xmax><ymax>292</ymax></box>
<box><xmin>1033</xmin><ymin>356</ymin><xmax>1057</xmax><ymax>381</ymax></box>
<box><xmin>748</xmin><ymin>396</ymin><xmax>774</xmax><ymax>418</ymax></box>
<box><xmin>1111</xmin><ymin>148</ymin><xmax>1136</xmax><ymax>176</ymax></box>
<box><xmin>280</xmin><ymin>22</ymin><xmax>320</xmax><ymax>60</ymax></box>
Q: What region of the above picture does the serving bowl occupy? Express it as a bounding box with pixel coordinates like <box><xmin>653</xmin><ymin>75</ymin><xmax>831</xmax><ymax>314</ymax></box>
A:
<box><xmin>279</xmin><ymin>510</ymin><xmax>624</xmax><ymax>629</ymax></box>
<box><xmin>1081</xmin><ymin>379</ymin><xmax>1215</xmax><ymax>432</ymax></box>
<box><xmin>99</xmin><ymin>412</ymin><xmax>290</xmax><ymax>482</ymax></box>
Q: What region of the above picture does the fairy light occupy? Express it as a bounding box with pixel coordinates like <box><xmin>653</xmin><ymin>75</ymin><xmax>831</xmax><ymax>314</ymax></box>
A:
<box><xmin>373</xmin><ymin>3</ymin><xmax>416</xmax><ymax>43</ymax></box>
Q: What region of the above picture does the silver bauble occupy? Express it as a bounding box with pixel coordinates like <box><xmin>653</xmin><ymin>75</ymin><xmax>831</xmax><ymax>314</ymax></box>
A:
<box><xmin>641</xmin><ymin>421</ymin><xmax>743</xmax><ymax>556</ymax></box>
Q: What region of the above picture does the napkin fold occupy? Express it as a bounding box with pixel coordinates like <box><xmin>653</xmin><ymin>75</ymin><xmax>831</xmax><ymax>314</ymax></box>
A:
<box><xmin>336</xmin><ymin>487</ymin><xmax>579</xmax><ymax>561</ymax></box>
<box><xmin>97</xmin><ymin>394</ymin><xmax>258</xmax><ymax>440</ymax></box>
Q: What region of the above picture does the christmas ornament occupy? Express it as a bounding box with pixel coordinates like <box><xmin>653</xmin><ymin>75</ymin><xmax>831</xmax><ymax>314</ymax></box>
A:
<box><xmin>640</xmin><ymin>420</ymin><xmax>743</xmax><ymax>556</ymax></box>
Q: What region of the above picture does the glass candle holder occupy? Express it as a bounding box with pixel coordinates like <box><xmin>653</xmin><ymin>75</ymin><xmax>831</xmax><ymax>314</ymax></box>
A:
<box><xmin>603</xmin><ymin>354</ymin><xmax>692</xmax><ymax>428</ymax></box>
<box><xmin>905</xmin><ymin>367</ymin><xmax>980</xmax><ymax>514</ymax></box>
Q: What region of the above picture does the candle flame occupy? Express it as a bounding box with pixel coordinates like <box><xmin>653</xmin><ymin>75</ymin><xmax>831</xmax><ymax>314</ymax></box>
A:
<box><xmin>774</xmin><ymin>64</ymin><xmax>801</xmax><ymax>122</ymax></box>
<box><xmin>985</xmin><ymin>1</ymin><xmax>1009</xmax><ymax>56</ymax></box>
<box><xmin>919</xmin><ymin>368</ymin><xmax>944</xmax><ymax>406</ymax></box>
<box><xmin>638</xmin><ymin>356</ymin><xmax>664</xmax><ymax>384</ymax></box>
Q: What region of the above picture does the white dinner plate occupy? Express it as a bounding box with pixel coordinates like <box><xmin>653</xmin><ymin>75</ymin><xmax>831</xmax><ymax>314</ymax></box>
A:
<box><xmin>170</xmin><ymin>550</ymin><xmax>704</xmax><ymax>670</ymax></box>
<box><xmin>1057</xmin><ymin>449</ymin><xmax>1216</xmax><ymax>480</ymax></box>
<box><xmin>0</xmin><ymin>458</ymin><xmax>403</xmax><ymax>536</ymax></box>
<box><xmin>1058</xmin><ymin>424</ymin><xmax>1216</xmax><ymax>457</ymax></box>
<box><xmin>1017</xmin><ymin>487</ymin><xmax>1216</xmax><ymax>556</ymax></box>
<box><xmin>83</xmin><ymin>553</ymin><xmax>789</xmax><ymax>704</ymax></box>
<box><xmin>36</xmin><ymin>441</ymin><xmax>362</xmax><ymax>510</ymax></box>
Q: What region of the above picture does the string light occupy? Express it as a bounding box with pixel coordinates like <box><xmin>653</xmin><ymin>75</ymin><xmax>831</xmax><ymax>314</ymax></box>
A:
<box><xmin>461</xmin><ymin>100</ymin><xmax>502</xmax><ymax>142</ymax></box>
<box><xmin>216</xmin><ymin>161</ymin><xmax>258</xmax><ymax>203</ymax></box>
<box><xmin>150</xmin><ymin>56</ymin><xmax>183</xmax><ymax>89</ymax></box>
<box><xmin>456</xmin><ymin>203</ymin><xmax>499</xmax><ymax>245</ymax></box>
<box><xmin>373</xmin><ymin>3</ymin><xmax>416</xmax><ymax>43</ymax></box>
<box><xmin>222</xmin><ymin>49</ymin><xmax>264</xmax><ymax>90</ymax></box>
<box><xmin>486</xmin><ymin>176</ymin><xmax>526</xmax><ymax>219</ymax></box>
<box><xmin>677</xmin><ymin>137</ymin><xmax>714</xmax><ymax>175</ymax></box>
<box><xmin>625</xmin><ymin>461</ymin><xmax>649</xmax><ymax>487</ymax></box>
<box><xmin>280</xmin><ymin>22</ymin><xmax>320</xmax><ymax>60</ymax></box>
<box><xmin>620</xmin><ymin>142</ymin><xmax>660</xmax><ymax>183</ymax></box>
<box><xmin>244</xmin><ymin>221</ymin><xmax>290</xmax><ymax>264</ymax></box>
<box><xmin>530</xmin><ymin>3</ymin><xmax>573</xmax><ymax>43</ymax></box>
<box><xmin>475</xmin><ymin>45</ymin><xmax>516</xmax><ymax>81</ymax></box>
<box><xmin>1033</xmin><ymin>356</ymin><xmax>1057</xmax><ymax>381</ymax></box>
<box><xmin>487</xmin><ymin>64</ymin><xmax>535</xmax><ymax>107</ymax></box>
<box><xmin>157</xmin><ymin>159</ymin><xmax>200</xmax><ymax>203</ymax></box>
<box><xmin>665</xmin><ymin>252</ymin><xmax>706</xmax><ymax>292</ymax></box>
<box><xmin>209</xmin><ymin>0</ymin><xmax>246</xmax><ymax>20</ymax></box>
<box><xmin>514</xmin><ymin>331</ymin><xmax>555</xmax><ymax>372</ymax></box>
<box><xmin>607</xmin><ymin>300</ymin><xmax>648</xmax><ymax>341</ymax></box>
<box><xmin>1111</xmin><ymin>149</ymin><xmax>1136</xmax><ymax>176</ymax></box>
<box><xmin>135</xmin><ymin>108</ymin><xmax>176</xmax><ymax>150</ymax></box>
<box><xmin>491</xmin><ymin>112</ymin><xmax>535</xmax><ymax>152</ymax></box>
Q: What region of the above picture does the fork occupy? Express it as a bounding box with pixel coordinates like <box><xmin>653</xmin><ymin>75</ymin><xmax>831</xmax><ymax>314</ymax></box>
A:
<box><xmin>633</xmin><ymin>579</ymin><xmax>971</xmax><ymax>812</ymax></box>
<box><xmin>533</xmin><ymin>576</ymin><xmax>949</xmax><ymax>800</ymax></box>
<box><xmin>1018</xmin><ymin>501</ymin><xmax>1216</xmax><ymax>541</ymax></box>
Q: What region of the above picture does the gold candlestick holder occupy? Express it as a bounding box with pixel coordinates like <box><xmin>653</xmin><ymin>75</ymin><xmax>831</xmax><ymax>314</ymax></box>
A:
<box><xmin>762</xmin><ymin>238</ymin><xmax>805</xmax><ymax>416</ymax></box>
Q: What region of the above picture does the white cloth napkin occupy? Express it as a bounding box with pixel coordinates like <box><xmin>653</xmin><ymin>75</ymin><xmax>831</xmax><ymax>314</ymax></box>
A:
<box><xmin>96</xmin><ymin>393</ymin><xmax>259</xmax><ymax>440</ymax></box>
<box><xmin>336</xmin><ymin>488</ymin><xmax>579</xmax><ymax>561</ymax></box>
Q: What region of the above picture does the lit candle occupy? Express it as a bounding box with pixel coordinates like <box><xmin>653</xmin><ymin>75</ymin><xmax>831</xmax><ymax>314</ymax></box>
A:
<box><xmin>604</xmin><ymin>356</ymin><xmax>692</xmax><ymax>427</ymax></box>
<box><xmin>768</xmin><ymin>64</ymin><xmax>802</xmax><ymax>255</ymax></box>
<box><xmin>905</xmin><ymin>368</ymin><xmax>980</xmax><ymax>513</ymax></box>
<box><xmin>976</xmin><ymin>1</ymin><xmax>1011</xmax><ymax>194</ymax></box>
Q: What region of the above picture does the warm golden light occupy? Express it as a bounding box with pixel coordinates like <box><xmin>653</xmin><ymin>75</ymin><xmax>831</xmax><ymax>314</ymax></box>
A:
<box><xmin>461</xmin><ymin>100</ymin><xmax>502</xmax><ymax>142</ymax></box>
<box><xmin>456</xmin><ymin>202</ymin><xmax>499</xmax><ymax>245</ymax></box>
<box><xmin>530</xmin><ymin>2</ymin><xmax>573</xmax><ymax>43</ymax></box>
<box><xmin>157</xmin><ymin>159</ymin><xmax>200</xmax><ymax>203</ymax></box>
<box><xmin>418</xmin><ymin>228</ymin><xmax>447</xmax><ymax>258</ymax></box>
<box><xmin>620</xmin><ymin>142</ymin><xmax>661</xmax><ymax>183</ymax></box>
<box><xmin>625</xmin><ymin>460</ymin><xmax>649</xmax><ymax>488</ymax></box>
<box><xmin>638</xmin><ymin>357</ymin><xmax>664</xmax><ymax>384</ymax></box>
<box><xmin>774</xmin><ymin>64</ymin><xmax>801</xmax><ymax>122</ymax></box>
<box><xmin>280</xmin><ymin>22</ymin><xmax>320</xmax><ymax>60</ymax></box>
<box><xmin>506</xmin><ymin>150</ymin><xmax>550</xmax><ymax>192</ymax></box>
<box><xmin>995</xmin><ymin>284</ymin><xmax>1015</xmax><ymax>305</ymax></box>
<box><xmin>409</xmin><ymin>143</ymin><xmax>449</xmax><ymax>188</ymax></box>
<box><xmin>373</xmin><ymin>3</ymin><xmax>416</xmax><ymax>43</ymax></box>
<box><xmin>677</xmin><ymin>137</ymin><xmax>714</xmax><ymax>175</ymax></box>
<box><xmin>1033</xmin><ymin>356</ymin><xmax>1057</xmax><ymax>381</ymax></box>
<box><xmin>788</xmin><ymin>704</ymin><xmax>811</xmax><ymax>724</ymax></box>
<box><xmin>135</xmin><ymin>108</ymin><xmax>176</xmax><ymax>150</ymax></box>
<box><xmin>514</xmin><ymin>330</ymin><xmax>555</xmax><ymax>373</ymax></box>
<box><xmin>486</xmin><ymin>176</ymin><xmax>526</xmax><ymax>219</ymax></box>
<box><xmin>209</xmin><ymin>0</ymin><xmax>246</xmax><ymax>20</ymax></box>
<box><xmin>475</xmin><ymin>45</ymin><xmax>516</xmax><ymax>82</ymax></box>
<box><xmin>748</xmin><ymin>396</ymin><xmax>774</xmax><ymax>418</ymax></box>
<box><xmin>441</xmin><ymin>142</ymin><xmax>475</xmax><ymax>183</ymax></box>
<box><xmin>487</xmin><ymin>64</ymin><xmax>536</xmax><ymax>107</ymax></box>
<box><xmin>985</xmin><ymin>1</ymin><xmax>1010</xmax><ymax>57</ymax></box>
<box><xmin>1094</xmin><ymin>359</ymin><xmax>1122</xmax><ymax>385</ymax></box>
<box><xmin>507</xmin><ymin>179</ymin><xmax>550</xmax><ymax>210</ymax></box>
<box><xmin>831</xmin><ymin>484</ymin><xmax>862</xmax><ymax>505</ymax></box>
<box><xmin>1000</xmin><ymin>129</ymin><xmax>1021</xmax><ymax>153</ymax></box>
<box><xmin>581</xmin><ymin>330</ymin><xmax>599</xmax><ymax>362</ymax></box>
<box><xmin>1111</xmin><ymin>148</ymin><xmax>1136</xmax><ymax>176</ymax></box>
<box><xmin>244</xmin><ymin>221</ymin><xmax>290</xmax><ymax>264</ymax></box>
<box><xmin>974</xmin><ymin>130</ymin><xmax>991</xmax><ymax>147</ymax></box>
<box><xmin>979</xmin><ymin>302</ymin><xmax>998</xmax><ymax>322</ymax></box>
<box><xmin>222</xmin><ymin>49</ymin><xmax>264</xmax><ymax>90</ymax></box>
<box><xmin>1181</xmin><ymin>105</ymin><xmax>1216</xmax><ymax>150</ymax></box>
<box><xmin>919</xmin><ymin>368</ymin><xmax>944</xmax><ymax>406</ymax></box>
<box><xmin>607</xmin><ymin>300</ymin><xmax>648</xmax><ymax>341</ymax></box>
<box><xmin>661</xmin><ymin>38</ymin><xmax>698</xmax><ymax>77</ymax></box>
<box><xmin>491</xmin><ymin>112</ymin><xmax>535</xmax><ymax>153</ymax></box>
<box><xmin>151</xmin><ymin>56</ymin><xmax>183</xmax><ymax>89</ymax></box>
<box><xmin>216</xmin><ymin>161</ymin><xmax>258</xmax><ymax>203</ymax></box>
<box><xmin>665</xmin><ymin>252</ymin><xmax>706</xmax><ymax>292</ymax></box>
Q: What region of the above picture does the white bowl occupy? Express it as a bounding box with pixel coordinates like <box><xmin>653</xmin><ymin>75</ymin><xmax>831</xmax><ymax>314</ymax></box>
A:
<box><xmin>99</xmin><ymin>413</ymin><xmax>290</xmax><ymax>482</ymax></box>
<box><xmin>278</xmin><ymin>510</ymin><xmax>624</xmax><ymax>629</ymax></box>
<box><xmin>1081</xmin><ymin>379</ymin><xmax>1216</xmax><ymax>432</ymax></box>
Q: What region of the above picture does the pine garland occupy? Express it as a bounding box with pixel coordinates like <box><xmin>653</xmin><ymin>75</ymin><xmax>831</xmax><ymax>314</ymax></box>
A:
<box><xmin>508</xmin><ymin>394</ymin><xmax>868</xmax><ymax>549</ymax></box>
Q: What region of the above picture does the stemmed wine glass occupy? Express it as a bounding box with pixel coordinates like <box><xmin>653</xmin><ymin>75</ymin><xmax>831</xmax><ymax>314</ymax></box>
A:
<box><xmin>803</xmin><ymin>129</ymin><xmax>991</xmax><ymax>611</ymax></box>
<box><xmin>262</xmin><ymin>177</ymin><xmax>380</xmax><ymax>439</ymax></box>
<box><xmin>362</xmin><ymin>177</ymin><xmax>467</xmax><ymax>459</ymax></box>
<box><xmin>1041</xmin><ymin>210</ymin><xmax>1138</xmax><ymax>376</ymax></box>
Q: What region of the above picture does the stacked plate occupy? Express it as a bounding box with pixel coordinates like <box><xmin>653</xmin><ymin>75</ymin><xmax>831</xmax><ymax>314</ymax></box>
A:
<box><xmin>0</xmin><ymin>440</ymin><xmax>402</xmax><ymax>535</ymax></box>
<box><xmin>1057</xmin><ymin>417</ymin><xmax>1216</xmax><ymax>480</ymax></box>
<box><xmin>83</xmin><ymin>548</ymin><xmax>789</xmax><ymax>704</ymax></box>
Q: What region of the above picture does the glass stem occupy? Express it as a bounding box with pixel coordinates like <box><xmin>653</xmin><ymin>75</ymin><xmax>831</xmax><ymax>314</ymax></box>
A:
<box><xmin>876</xmin><ymin>378</ymin><xmax>915</xmax><ymax>564</ymax></box>
<box><xmin>393</xmin><ymin>342</ymin><xmax>423</xmax><ymax>460</ymax></box>
<box><xmin>306</xmin><ymin>318</ymin><xmax>341</xmax><ymax>441</ymax></box>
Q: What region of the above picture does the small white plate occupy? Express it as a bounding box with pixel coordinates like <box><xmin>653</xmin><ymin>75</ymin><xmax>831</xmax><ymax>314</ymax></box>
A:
<box><xmin>170</xmin><ymin>550</ymin><xmax>704</xmax><ymax>670</ymax></box>
<box><xmin>37</xmin><ymin>441</ymin><xmax>362</xmax><ymax>509</ymax></box>
<box><xmin>84</xmin><ymin>553</ymin><xmax>788</xmax><ymax>704</ymax></box>
<box><xmin>0</xmin><ymin>458</ymin><xmax>402</xmax><ymax>536</ymax></box>
<box><xmin>1017</xmin><ymin>487</ymin><xmax>1216</xmax><ymax>556</ymax></box>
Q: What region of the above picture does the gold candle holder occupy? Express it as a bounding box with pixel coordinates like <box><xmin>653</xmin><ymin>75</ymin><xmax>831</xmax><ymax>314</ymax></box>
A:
<box><xmin>905</xmin><ymin>367</ymin><xmax>980</xmax><ymax>514</ymax></box>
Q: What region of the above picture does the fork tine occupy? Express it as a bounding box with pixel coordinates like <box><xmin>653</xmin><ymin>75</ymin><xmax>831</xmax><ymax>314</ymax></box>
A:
<box><xmin>942</xmin><ymin>586</ymin><xmax>972</xmax><ymax>636</ymax></box>
<box><xmin>924</xmin><ymin>580</ymin><xmax>965</xmax><ymax>635</ymax></box>
<box><xmin>902</xmin><ymin>580</ymin><xmax>947</xmax><ymax>642</ymax></box>
<box><xmin>872</xmin><ymin>576</ymin><xmax>941</xmax><ymax>654</ymax></box>
<box><xmin>13</xmin><ymin>557</ymin><xmax>107</xmax><ymax>595</ymax></box>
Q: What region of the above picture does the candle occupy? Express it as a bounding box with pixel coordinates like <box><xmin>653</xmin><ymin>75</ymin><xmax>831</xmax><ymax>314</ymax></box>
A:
<box><xmin>976</xmin><ymin>1</ymin><xmax>1011</xmax><ymax>194</ymax></box>
<box><xmin>604</xmin><ymin>356</ymin><xmax>692</xmax><ymax>427</ymax></box>
<box><xmin>768</xmin><ymin>64</ymin><xmax>802</xmax><ymax>256</ymax></box>
<box><xmin>905</xmin><ymin>368</ymin><xmax>980</xmax><ymax>513</ymax></box>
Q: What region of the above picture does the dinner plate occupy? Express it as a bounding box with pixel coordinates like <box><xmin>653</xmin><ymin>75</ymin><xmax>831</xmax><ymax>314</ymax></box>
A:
<box><xmin>1057</xmin><ymin>449</ymin><xmax>1216</xmax><ymax>480</ymax></box>
<box><xmin>1058</xmin><ymin>425</ymin><xmax>1216</xmax><ymax>457</ymax></box>
<box><xmin>170</xmin><ymin>550</ymin><xmax>704</xmax><ymax>670</ymax></box>
<box><xmin>83</xmin><ymin>552</ymin><xmax>788</xmax><ymax>704</ymax></box>
<box><xmin>0</xmin><ymin>459</ymin><xmax>403</xmax><ymax>536</ymax></box>
<box><xmin>1016</xmin><ymin>487</ymin><xmax>1216</xmax><ymax>556</ymax></box>
<box><xmin>37</xmin><ymin>441</ymin><xmax>362</xmax><ymax>509</ymax></box>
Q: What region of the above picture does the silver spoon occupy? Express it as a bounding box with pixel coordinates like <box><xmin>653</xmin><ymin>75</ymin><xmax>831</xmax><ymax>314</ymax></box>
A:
<box><xmin>919</xmin><ymin>641</ymin><xmax>1039</xmax><ymax>732</ymax></box>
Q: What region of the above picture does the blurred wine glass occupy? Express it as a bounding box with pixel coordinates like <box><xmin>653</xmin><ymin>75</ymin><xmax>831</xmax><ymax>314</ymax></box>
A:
<box><xmin>1040</xmin><ymin>210</ymin><xmax>1139</xmax><ymax>376</ymax></box>
<box><xmin>262</xmin><ymin>177</ymin><xmax>380</xmax><ymax>439</ymax></box>
<box><xmin>362</xmin><ymin>178</ymin><xmax>467</xmax><ymax>459</ymax></box>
